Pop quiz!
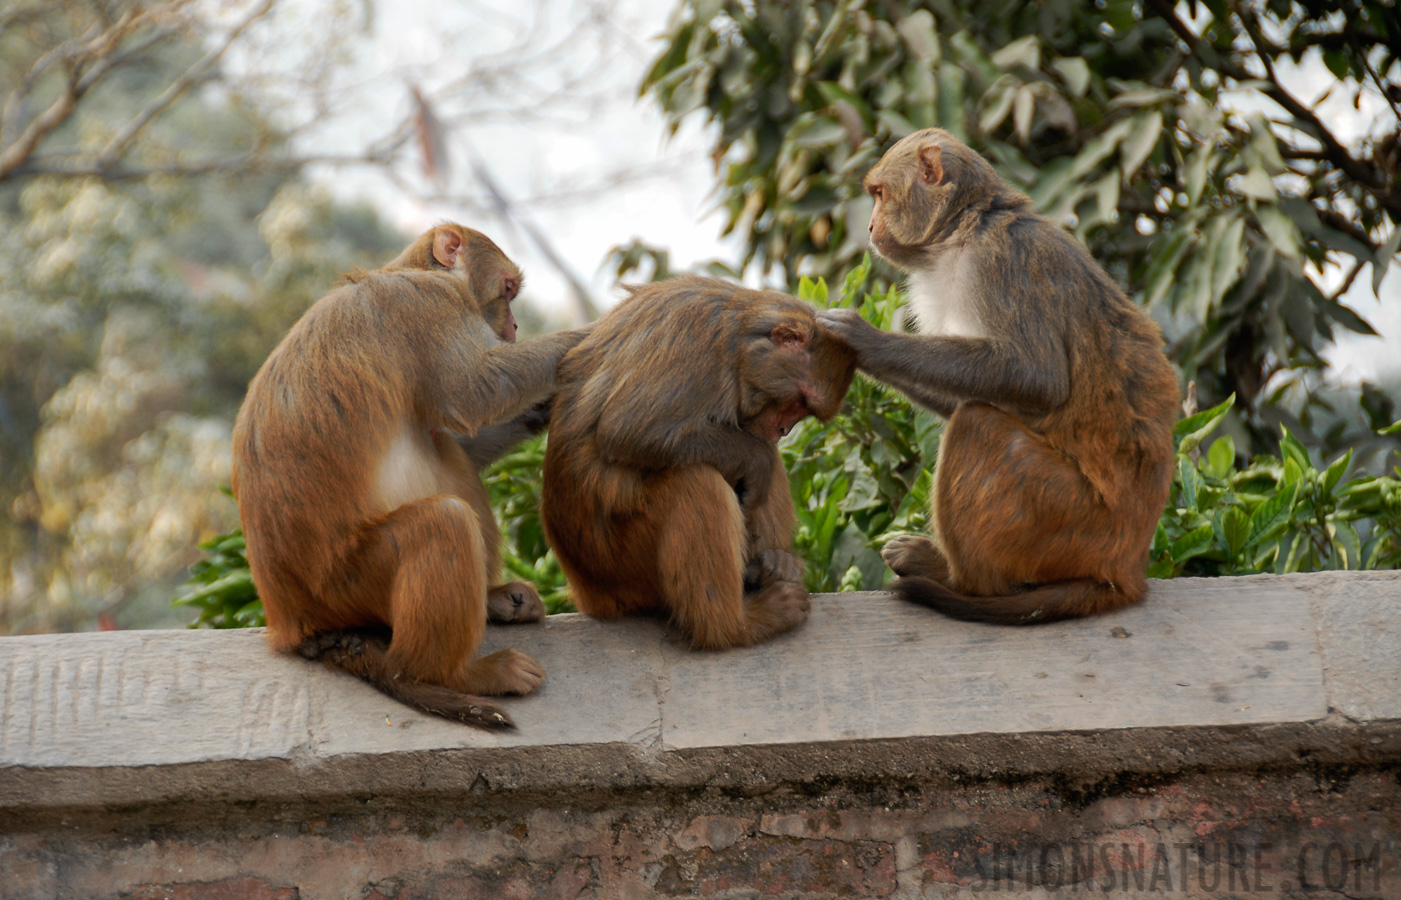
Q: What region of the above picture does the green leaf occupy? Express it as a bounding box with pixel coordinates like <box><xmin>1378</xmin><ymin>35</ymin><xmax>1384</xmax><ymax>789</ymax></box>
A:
<box><xmin>1246</xmin><ymin>113</ymin><xmax>1288</xmax><ymax>174</ymax></box>
<box><xmin>896</xmin><ymin>9</ymin><xmax>940</xmax><ymax>62</ymax></box>
<box><xmin>1320</xmin><ymin>449</ymin><xmax>1352</xmax><ymax>498</ymax></box>
<box><xmin>1070</xmin><ymin>119</ymin><xmax>1133</xmax><ymax>179</ymax></box>
<box><xmin>1120</xmin><ymin>110</ymin><xmax>1162</xmax><ymax>179</ymax></box>
<box><xmin>1256</xmin><ymin>204</ymin><xmax>1300</xmax><ymax>259</ymax></box>
<box><xmin>1206</xmin><ymin>436</ymin><xmax>1235</xmax><ymax>479</ymax></box>
<box><xmin>1175</xmin><ymin>393</ymin><xmax>1235</xmax><ymax>453</ymax></box>
<box><xmin>1323</xmin><ymin>48</ymin><xmax>1349</xmax><ymax>79</ymax></box>
<box><xmin>1170</xmin><ymin>524</ymin><xmax>1216</xmax><ymax>563</ymax></box>
<box><xmin>1221</xmin><ymin>506</ymin><xmax>1250</xmax><ymax>560</ymax></box>
<box><xmin>1184</xmin><ymin>144</ymin><xmax>1214</xmax><ymax>207</ymax></box>
<box><xmin>1245</xmin><ymin>482</ymin><xmax>1296</xmax><ymax>549</ymax></box>
<box><xmin>1333</xmin><ymin>519</ymin><xmax>1362</xmax><ymax>570</ymax></box>
<box><xmin>1209</xmin><ymin>215</ymin><xmax>1246</xmax><ymax>307</ymax></box>
<box><xmin>1109</xmin><ymin>86</ymin><xmax>1178</xmax><ymax>107</ymax></box>
<box><xmin>979</xmin><ymin>77</ymin><xmax>1018</xmax><ymax>133</ymax></box>
<box><xmin>1236</xmin><ymin>164</ymin><xmax>1276</xmax><ymax>201</ymax></box>
<box><xmin>1178</xmin><ymin>456</ymin><xmax>1202</xmax><ymax>510</ymax></box>
<box><xmin>797</xmin><ymin>275</ymin><xmax>829</xmax><ymax>305</ymax></box>
<box><xmin>992</xmin><ymin>35</ymin><xmax>1040</xmax><ymax>71</ymax></box>
<box><xmin>1279</xmin><ymin>426</ymin><xmax>1313</xmax><ymax>472</ymax></box>
<box><xmin>787</xmin><ymin>113</ymin><xmax>848</xmax><ymax>148</ymax></box>
<box><xmin>1051</xmin><ymin>56</ymin><xmax>1090</xmax><ymax>97</ymax></box>
<box><xmin>876</xmin><ymin>108</ymin><xmax>916</xmax><ymax>139</ymax></box>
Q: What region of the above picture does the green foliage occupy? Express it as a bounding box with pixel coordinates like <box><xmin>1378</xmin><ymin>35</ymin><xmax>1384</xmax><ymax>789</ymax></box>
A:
<box><xmin>483</xmin><ymin>435</ymin><xmax>575</xmax><ymax>615</ymax></box>
<box><xmin>783</xmin><ymin>257</ymin><xmax>942</xmax><ymax>591</ymax></box>
<box><xmin>640</xmin><ymin>0</ymin><xmax>1401</xmax><ymax>456</ymax></box>
<box><xmin>1151</xmin><ymin>395</ymin><xmax>1401</xmax><ymax>577</ymax></box>
<box><xmin>172</xmin><ymin>495</ymin><xmax>264</xmax><ymax>628</ymax></box>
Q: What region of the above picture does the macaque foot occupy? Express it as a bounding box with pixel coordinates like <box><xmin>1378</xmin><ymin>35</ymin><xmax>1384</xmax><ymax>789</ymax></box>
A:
<box><xmin>744</xmin><ymin>581</ymin><xmax>812</xmax><ymax>643</ymax></box>
<box><xmin>487</xmin><ymin>581</ymin><xmax>546</xmax><ymax>624</ymax></box>
<box><xmin>457</xmin><ymin>647</ymin><xmax>544</xmax><ymax>696</ymax></box>
<box><xmin>881</xmin><ymin>535</ymin><xmax>950</xmax><ymax>582</ymax></box>
<box><xmin>743</xmin><ymin>548</ymin><xmax>806</xmax><ymax>590</ymax></box>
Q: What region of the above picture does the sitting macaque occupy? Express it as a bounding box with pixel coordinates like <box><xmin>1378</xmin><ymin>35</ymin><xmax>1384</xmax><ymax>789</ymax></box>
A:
<box><xmin>233</xmin><ymin>223</ymin><xmax>589</xmax><ymax>728</ymax></box>
<box><xmin>540</xmin><ymin>277</ymin><xmax>855</xmax><ymax>649</ymax></box>
<box><xmin>819</xmin><ymin>129</ymin><xmax>1179</xmax><ymax>624</ymax></box>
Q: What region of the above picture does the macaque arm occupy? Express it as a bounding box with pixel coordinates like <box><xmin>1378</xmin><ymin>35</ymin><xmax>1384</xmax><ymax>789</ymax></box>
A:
<box><xmin>596</xmin><ymin>408</ymin><xmax>772</xmax><ymax>485</ymax></box>
<box><xmin>861</xmin><ymin>368</ymin><xmax>962</xmax><ymax>418</ymax></box>
<box><xmin>454</xmin><ymin>401</ymin><xmax>550</xmax><ymax>467</ymax></box>
<box><xmin>439</xmin><ymin>328</ymin><xmax>586</xmax><ymax>434</ymax></box>
<box><xmin>820</xmin><ymin>308</ymin><xmax>1068</xmax><ymax>415</ymax></box>
<box><xmin>859</xmin><ymin>332</ymin><xmax>1069</xmax><ymax>414</ymax></box>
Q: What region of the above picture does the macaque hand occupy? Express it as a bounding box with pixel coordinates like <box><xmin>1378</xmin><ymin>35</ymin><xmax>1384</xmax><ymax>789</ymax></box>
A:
<box><xmin>816</xmin><ymin>307</ymin><xmax>882</xmax><ymax>358</ymax></box>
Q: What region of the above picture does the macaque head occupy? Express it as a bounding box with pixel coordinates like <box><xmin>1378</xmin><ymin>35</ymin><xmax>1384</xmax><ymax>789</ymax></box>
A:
<box><xmin>862</xmin><ymin>128</ymin><xmax>1001</xmax><ymax>270</ymax></box>
<box><xmin>387</xmin><ymin>223</ymin><xmax>524</xmax><ymax>342</ymax></box>
<box><xmin>739</xmin><ymin>306</ymin><xmax>856</xmax><ymax>441</ymax></box>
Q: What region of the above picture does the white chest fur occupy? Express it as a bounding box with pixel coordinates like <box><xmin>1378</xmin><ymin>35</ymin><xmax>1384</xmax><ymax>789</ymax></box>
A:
<box><xmin>905</xmin><ymin>252</ymin><xmax>985</xmax><ymax>339</ymax></box>
<box><xmin>373</xmin><ymin>427</ymin><xmax>445</xmax><ymax>512</ymax></box>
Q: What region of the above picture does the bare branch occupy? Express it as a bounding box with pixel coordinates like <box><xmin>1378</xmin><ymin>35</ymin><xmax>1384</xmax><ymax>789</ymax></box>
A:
<box><xmin>0</xmin><ymin>10</ymin><xmax>145</xmax><ymax>181</ymax></box>
<box><xmin>8</xmin><ymin>149</ymin><xmax>393</xmax><ymax>180</ymax></box>
<box><xmin>95</xmin><ymin>0</ymin><xmax>275</xmax><ymax>169</ymax></box>
<box><xmin>1329</xmin><ymin>258</ymin><xmax>1366</xmax><ymax>302</ymax></box>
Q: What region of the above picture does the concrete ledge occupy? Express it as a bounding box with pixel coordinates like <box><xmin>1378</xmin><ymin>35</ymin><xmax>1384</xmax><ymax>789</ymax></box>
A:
<box><xmin>2</xmin><ymin>571</ymin><xmax>1398</xmax><ymax>818</ymax></box>
<box><xmin>3</xmin><ymin>572</ymin><xmax>1400</xmax><ymax>898</ymax></box>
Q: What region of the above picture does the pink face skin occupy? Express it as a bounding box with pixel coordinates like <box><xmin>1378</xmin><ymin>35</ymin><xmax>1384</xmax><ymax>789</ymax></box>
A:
<box><xmin>747</xmin><ymin>395</ymin><xmax>811</xmax><ymax>442</ymax></box>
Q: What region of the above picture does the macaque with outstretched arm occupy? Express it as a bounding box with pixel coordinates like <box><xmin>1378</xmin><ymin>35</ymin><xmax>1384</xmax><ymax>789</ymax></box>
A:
<box><xmin>233</xmin><ymin>223</ymin><xmax>589</xmax><ymax>728</ymax></box>
<box><xmin>819</xmin><ymin>129</ymin><xmax>1178</xmax><ymax>624</ymax></box>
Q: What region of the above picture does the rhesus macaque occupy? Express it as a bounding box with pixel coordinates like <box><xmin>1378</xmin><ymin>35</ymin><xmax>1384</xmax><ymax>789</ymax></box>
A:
<box><xmin>540</xmin><ymin>277</ymin><xmax>855</xmax><ymax>649</ymax></box>
<box><xmin>233</xmin><ymin>223</ymin><xmax>590</xmax><ymax>728</ymax></box>
<box><xmin>819</xmin><ymin>128</ymin><xmax>1178</xmax><ymax>624</ymax></box>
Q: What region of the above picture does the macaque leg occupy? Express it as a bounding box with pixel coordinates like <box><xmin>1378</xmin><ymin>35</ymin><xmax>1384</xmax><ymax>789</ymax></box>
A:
<box><xmin>743</xmin><ymin>450</ymin><xmax>805</xmax><ymax>587</ymax></box>
<box><xmin>880</xmin><ymin>535</ymin><xmax>950</xmax><ymax>582</ymax></box>
<box><xmin>432</xmin><ymin>431</ymin><xmax>547</xmax><ymax>626</ymax></box>
<box><xmin>655</xmin><ymin>467</ymin><xmax>809</xmax><ymax>649</ymax></box>
<box><xmin>337</xmin><ymin>495</ymin><xmax>543</xmax><ymax>696</ymax></box>
<box><xmin>935</xmin><ymin>403</ymin><xmax>1144</xmax><ymax>597</ymax></box>
<box><xmin>487</xmin><ymin>581</ymin><xmax>546</xmax><ymax>623</ymax></box>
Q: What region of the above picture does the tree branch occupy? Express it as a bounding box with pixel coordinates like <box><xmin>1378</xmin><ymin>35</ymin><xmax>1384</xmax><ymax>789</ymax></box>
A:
<box><xmin>0</xmin><ymin>11</ymin><xmax>143</xmax><ymax>181</ymax></box>
<box><xmin>1144</xmin><ymin>0</ymin><xmax>1400</xmax><ymax>219</ymax></box>
<box><xmin>95</xmin><ymin>0</ymin><xmax>275</xmax><ymax>169</ymax></box>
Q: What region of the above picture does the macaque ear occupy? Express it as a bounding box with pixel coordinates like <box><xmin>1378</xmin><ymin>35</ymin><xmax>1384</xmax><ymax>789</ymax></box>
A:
<box><xmin>918</xmin><ymin>145</ymin><xmax>944</xmax><ymax>185</ymax></box>
<box><xmin>769</xmin><ymin>323</ymin><xmax>809</xmax><ymax>348</ymax></box>
<box><xmin>431</xmin><ymin>229</ymin><xmax>465</xmax><ymax>269</ymax></box>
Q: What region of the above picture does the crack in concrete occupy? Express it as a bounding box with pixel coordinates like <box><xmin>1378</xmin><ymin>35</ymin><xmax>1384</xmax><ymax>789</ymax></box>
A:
<box><xmin>649</xmin><ymin>630</ymin><xmax>674</xmax><ymax>754</ymax></box>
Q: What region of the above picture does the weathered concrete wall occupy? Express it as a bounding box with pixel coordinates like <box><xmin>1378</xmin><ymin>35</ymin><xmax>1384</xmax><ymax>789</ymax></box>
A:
<box><xmin>1</xmin><ymin>571</ymin><xmax>1398</xmax><ymax>898</ymax></box>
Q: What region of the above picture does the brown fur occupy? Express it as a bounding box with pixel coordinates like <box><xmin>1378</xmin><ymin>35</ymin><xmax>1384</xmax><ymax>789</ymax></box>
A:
<box><xmin>540</xmin><ymin>277</ymin><xmax>855</xmax><ymax>649</ymax></box>
<box><xmin>232</xmin><ymin>223</ymin><xmax>588</xmax><ymax>727</ymax></box>
<box><xmin>819</xmin><ymin>129</ymin><xmax>1179</xmax><ymax>624</ymax></box>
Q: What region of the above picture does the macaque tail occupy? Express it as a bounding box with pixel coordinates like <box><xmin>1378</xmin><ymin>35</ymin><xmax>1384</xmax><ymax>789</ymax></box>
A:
<box><xmin>893</xmin><ymin>577</ymin><xmax>1140</xmax><ymax>625</ymax></box>
<box><xmin>299</xmin><ymin>630</ymin><xmax>515</xmax><ymax>730</ymax></box>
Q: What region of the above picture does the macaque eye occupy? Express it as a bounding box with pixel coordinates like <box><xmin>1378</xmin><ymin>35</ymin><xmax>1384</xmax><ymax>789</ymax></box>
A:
<box><xmin>868</xmin><ymin>184</ymin><xmax>884</xmax><ymax>200</ymax></box>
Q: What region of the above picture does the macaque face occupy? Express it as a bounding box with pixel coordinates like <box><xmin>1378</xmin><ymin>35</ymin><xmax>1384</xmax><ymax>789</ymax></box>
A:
<box><xmin>861</xmin><ymin>128</ymin><xmax>967</xmax><ymax>270</ymax></box>
<box><xmin>740</xmin><ymin>320</ymin><xmax>855</xmax><ymax>441</ymax></box>
<box><xmin>458</xmin><ymin>233</ymin><xmax>522</xmax><ymax>344</ymax></box>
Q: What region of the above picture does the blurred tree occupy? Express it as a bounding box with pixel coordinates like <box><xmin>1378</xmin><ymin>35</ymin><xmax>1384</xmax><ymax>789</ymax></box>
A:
<box><xmin>640</xmin><ymin>0</ymin><xmax>1401</xmax><ymax>459</ymax></box>
<box><xmin>0</xmin><ymin>0</ymin><xmax>686</xmax><ymax>633</ymax></box>
<box><xmin>0</xmin><ymin>1</ymin><xmax>405</xmax><ymax>633</ymax></box>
